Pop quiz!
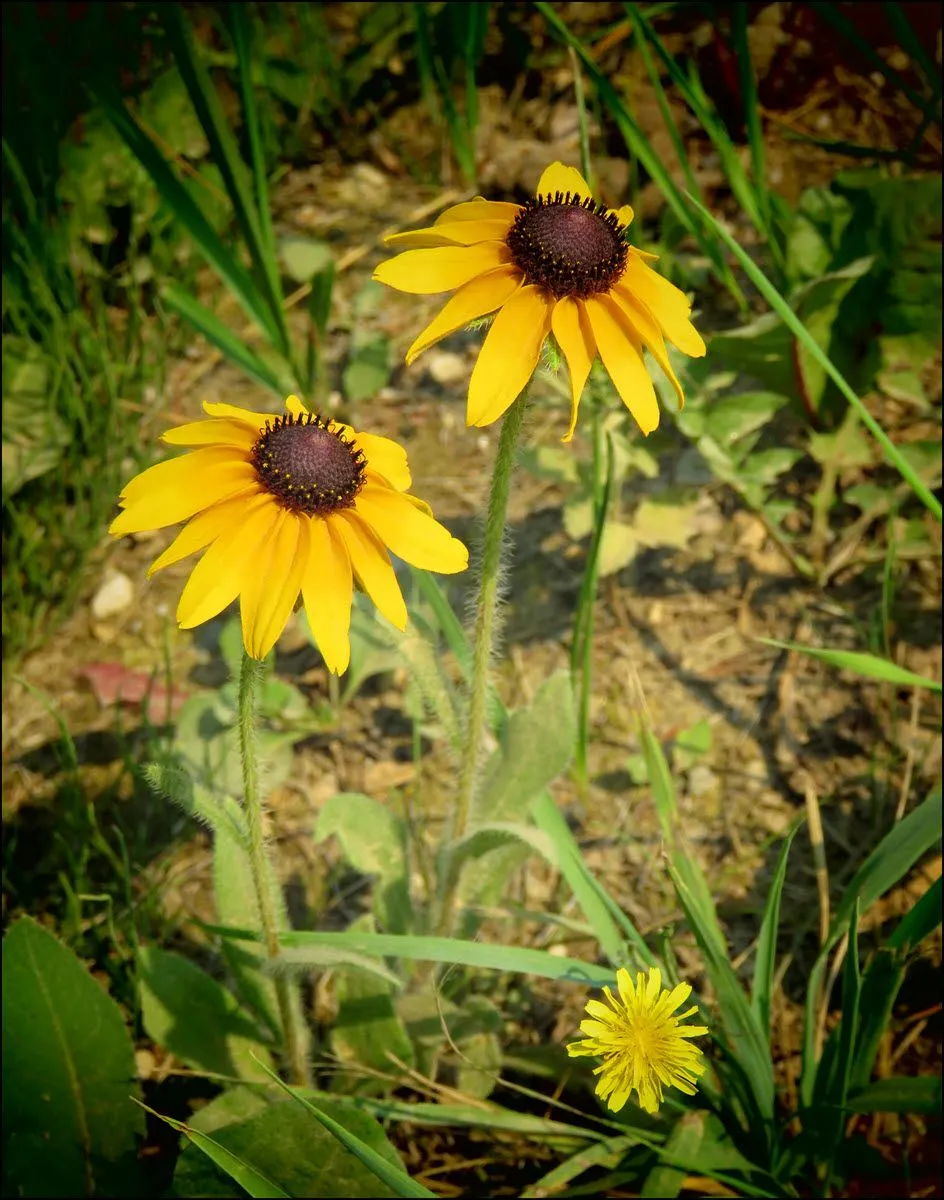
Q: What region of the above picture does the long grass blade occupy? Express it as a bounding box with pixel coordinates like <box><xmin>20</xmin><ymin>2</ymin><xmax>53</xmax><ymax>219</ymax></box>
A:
<box><xmin>751</xmin><ymin>819</ymin><xmax>803</xmax><ymax>1038</ymax></box>
<box><xmin>759</xmin><ymin>640</ymin><xmax>942</xmax><ymax>692</ymax></box>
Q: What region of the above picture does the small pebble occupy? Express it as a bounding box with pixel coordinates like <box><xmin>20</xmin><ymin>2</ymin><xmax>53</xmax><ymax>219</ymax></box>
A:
<box><xmin>91</xmin><ymin>571</ymin><xmax>134</xmax><ymax>620</ymax></box>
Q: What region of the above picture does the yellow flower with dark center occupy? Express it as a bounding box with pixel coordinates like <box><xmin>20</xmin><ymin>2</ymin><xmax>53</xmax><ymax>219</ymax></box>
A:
<box><xmin>567</xmin><ymin>967</ymin><xmax>708</xmax><ymax>1114</ymax></box>
<box><xmin>109</xmin><ymin>396</ymin><xmax>468</xmax><ymax>670</ymax></box>
<box><xmin>373</xmin><ymin>162</ymin><xmax>706</xmax><ymax>440</ymax></box>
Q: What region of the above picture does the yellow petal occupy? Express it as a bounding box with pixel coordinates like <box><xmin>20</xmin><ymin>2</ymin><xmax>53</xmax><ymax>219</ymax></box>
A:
<box><xmin>176</xmin><ymin>495</ymin><xmax>280</xmax><ymax>629</ymax></box>
<box><xmin>373</xmin><ymin>242</ymin><xmax>512</xmax><ymax>295</ymax></box>
<box><xmin>332</xmin><ymin>511</ymin><xmax>407</xmax><ymax>631</ymax></box>
<box><xmin>241</xmin><ymin>511</ymin><xmax>307</xmax><ymax>660</ymax></box>
<box><xmin>161</xmin><ymin>418</ymin><xmax>258</xmax><ymax>450</ymax></box>
<box><xmin>584</xmin><ymin>296</ymin><xmax>659</xmax><ymax>435</ymax></box>
<box><xmin>111</xmin><ymin>454</ymin><xmax>258</xmax><ymax>535</ymax></box>
<box><xmin>385</xmin><ymin>218</ymin><xmax>515</xmax><ymax>250</ymax></box>
<box><xmin>612</xmin><ymin>285</ymin><xmax>686</xmax><ymax>409</ymax></box>
<box><xmin>536</xmin><ymin>162</ymin><xmax>592</xmax><ymax>200</ymax></box>
<box><xmin>202</xmin><ymin>401</ymin><xmax>270</xmax><ymax>429</ymax></box>
<box><xmin>622</xmin><ymin>254</ymin><xmax>706</xmax><ymax>357</ymax></box>
<box><xmin>610</xmin><ymin>204</ymin><xmax>635</xmax><ymax>228</ymax></box>
<box><xmin>302</xmin><ymin>518</ymin><xmax>353</xmax><ymax>675</ymax></box>
<box><xmin>354</xmin><ymin>484</ymin><xmax>468</xmax><ymax>573</ymax></box>
<box><xmin>467</xmin><ymin>284</ymin><xmax>552</xmax><ymax>427</ymax></box>
<box><xmin>355</xmin><ymin>433</ymin><xmax>411</xmax><ymax>491</ymax></box>
<box><xmin>551</xmin><ymin>297</ymin><xmax>596</xmax><ymax>442</ymax></box>
<box><xmin>405</xmin><ymin>266</ymin><xmax>523</xmax><ymax>366</ymax></box>
<box><xmin>434</xmin><ymin>199</ymin><xmax>521</xmax><ymax>225</ymax></box>
<box><xmin>285</xmin><ymin>394</ymin><xmax>309</xmax><ymax>418</ymax></box>
<box><xmin>147</xmin><ymin>488</ymin><xmax>264</xmax><ymax>576</ymax></box>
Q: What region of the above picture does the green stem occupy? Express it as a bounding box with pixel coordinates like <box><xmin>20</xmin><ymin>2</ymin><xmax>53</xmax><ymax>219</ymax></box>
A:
<box><xmin>443</xmin><ymin>395</ymin><xmax>529</xmax><ymax>929</ymax></box>
<box><xmin>238</xmin><ymin>653</ymin><xmax>310</xmax><ymax>1086</ymax></box>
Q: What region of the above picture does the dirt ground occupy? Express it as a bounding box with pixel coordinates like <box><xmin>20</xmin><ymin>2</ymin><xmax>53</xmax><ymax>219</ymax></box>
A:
<box><xmin>2</xmin><ymin>5</ymin><xmax>942</xmax><ymax>1190</ymax></box>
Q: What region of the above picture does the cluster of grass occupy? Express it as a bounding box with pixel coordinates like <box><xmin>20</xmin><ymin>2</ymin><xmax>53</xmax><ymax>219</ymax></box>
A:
<box><xmin>2</xmin><ymin>3</ymin><xmax>941</xmax><ymax>1198</ymax></box>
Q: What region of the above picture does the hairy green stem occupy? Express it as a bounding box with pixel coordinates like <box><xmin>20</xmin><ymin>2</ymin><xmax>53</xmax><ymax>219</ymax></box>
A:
<box><xmin>442</xmin><ymin>395</ymin><xmax>529</xmax><ymax>930</ymax></box>
<box><xmin>238</xmin><ymin>652</ymin><xmax>310</xmax><ymax>1086</ymax></box>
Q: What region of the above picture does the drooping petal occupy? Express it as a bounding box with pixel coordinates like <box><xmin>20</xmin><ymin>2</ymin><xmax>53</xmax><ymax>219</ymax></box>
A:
<box><xmin>610</xmin><ymin>204</ymin><xmax>635</xmax><ymax>228</ymax></box>
<box><xmin>583</xmin><ymin>296</ymin><xmax>659</xmax><ymax>435</ymax></box>
<box><xmin>434</xmin><ymin>199</ymin><xmax>522</xmax><ymax>225</ymax></box>
<box><xmin>622</xmin><ymin>254</ymin><xmax>706</xmax><ymax>357</ymax></box>
<box><xmin>466</xmin><ymin>284</ymin><xmax>552</xmax><ymax>427</ymax></box>
<box><xmin>240</xmin><ymin>511</ymin><xmax>307</xmax><ymax>660</ymax></box>
<box><xmin>405</xmin><ymin>266</ymin><xmax>522</xmax><ymax>366</ymax></box>
<box><xmin>372</xmin><ymin>242</ymin><xmax>512</xmax><ymax>295</ymax></box>
<box><xmin>302</xmin><ymin>518</ymin><xmax>353</xmax><ymax>676</ymax></box>
<box><xmin>385</xmin><ymin>218</ymin><xmax>515</xmax><ymax>250</ymax></box>
<box><xmin>146</xmin><ymin>488</ymin><xmax>264</xmax><ymax>576</ymax></box>
<box><xmin>161</xmin><ymin>418</ymin><xmax>259</xmax><ymax>450</ymax></box>
<box><xmin>536</xmin><ymin>162</ymin><xmax>592</xmax><ymax>200</ymax></box>
<box><xmin>202</xmin><ymin>401</ymin><xmax>271</xmax><ymax>429</ymax></box>
<box><xmin>332</xmin><ymin>511</ymin><xmax>408</xmax><ymax>631</ymax></box>
<box><xmin>285</xmin><ymin>394</ymin><xmax>309</xmax><ymax>419</ymax></box>
<box><xmin>111</xmin><ymin>452</ymin><xmax>258</xmax><ymax>535</ymax></box>
<box><xmin>176</xmin><ymin>495</ymin><xmax>281</xmax><ymax>629</ymax></box>
<box><xmin>354</xmin><ymin>484</ymin><xmax>468</xmax><ymax>573</ymax></box>
<box><xmin>611</xmin><ymin>285</ymin><xmax>686</xmax><ymax>408</ymax></box>
<box><xmin>551</xmin><ymin>297</ymin><xmax>596</xmax><ymax>442</ymax></box>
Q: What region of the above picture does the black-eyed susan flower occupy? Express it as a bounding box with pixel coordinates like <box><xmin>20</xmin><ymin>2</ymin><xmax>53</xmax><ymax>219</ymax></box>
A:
<box><xmin>373</xmin><ymin>162</ymin><xmax>706</xmax><ymax>440</ymax></box>
<box><xmin>567</xmin><ymin>966</ymin><xmax>708</xmax><ymax>1114</ymax></box>
<box><xmin>109</xmin><ymin>396</ymin><xmax>468</xmax><ymax>670</ymax></box>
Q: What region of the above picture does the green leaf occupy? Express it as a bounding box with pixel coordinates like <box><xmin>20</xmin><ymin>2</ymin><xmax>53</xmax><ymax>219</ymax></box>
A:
<box><xmin>686</xmin><ymin>192</ymin><xmax>942</xmax><ymax>521</ymax></box>
<box><xmin>343</xmin><ymin>334</ymin><xmax>391</xmax><ymax>403</ymax></box>
<box><xmin>751</xmin><ymin>821</ymin><xmax>803</xmax><ymax>1038</ymax></box>
<box><xmin>2</xmin><ymin>916</ymin><xmax>144</xmax><ymax>1198</ymax></box>
<box><xmin>847</xmin><ymin>1076</ymin><xmax>943</xmax><ymax>1115</ymax></box>
<box><xmin>138</xmin><ymin>946</ymin><xmax>273</xmax><ymax>1081</ymax></box>
<box><xmin>279</xmin><ymin>235</ymin><xmax>334</xmax><ymax>283</ymax></box>
<box><xmin>641</xmin><ymin>1111</ymin><xmax>706</xmax><ymax>1198</ymax></box>
<box><xmin>759</xmin><ymin>640</ymin><xmax>942</xmax><ymax>693</ymax></box>
<box><xmin>1</xmin><ymin>337</ymin><xmax>72</xmax><ymax>495</ymax></box>
<box><xmin>329</xmin><ymin>949</ymin><xmax>415</xmax><ymax>1091</ymax></box>
<box><xmin>702</xmin><ymin>391</ymin><xmax>788</xmax><ymax>448</ymax></box>
<box><xmin>316</xmin><ymin>794</ymin><xmax>411</xmax><ymax>933</ymax></box>
<box><xmin>158</xmin><ymin>1104</ymin><xmax>291</xmax><ymax>1198</ymax></box>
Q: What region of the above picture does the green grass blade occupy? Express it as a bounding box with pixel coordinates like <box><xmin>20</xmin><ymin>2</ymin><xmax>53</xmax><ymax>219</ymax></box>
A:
<box><xmin>92</xmin><ymin>87</ymin><xmax>278</xmax><ymax>346</ymax></box>
<box><xmin>163</xmin><ymin>5</ymin><xmax>290</xmax><ymax>358</ymax></box>
<box><xmin>206</xmin><ymin>924</ymin><xmax>615</xmax><ymax>986</ymax></box>
<box><xmin>801</xmin><ymin>787</ymin><xmax>942</xmax><ymax>1104</ymax></box>
<box><xmin>759</xmin><ymin>640</ymin><xmax>942</xmax><ymax>693</ymax></box>
<box><xmin>848</xmin><ymin>1076</ymin><xmax>943</xmax><ymax>1115</ymax></box>
<box><xmin>254</xmin><ymin>1061</ymin><xmax>436</xmax><ymax>1198</ymax></box>
<box><xmin>138</xmin><ymin>1102</ymin><xmax>289</xmax><ymax>1198</ymax></box>
<box><xmin>532</xmin><ymin>791</ymin><xmax>652</xmax><ymax>968</ymax></box>
<box><xmin>887</xmin><ymin>875</ymin><xmax>943</xmax><ymax>953</ymax></box>
<box><xmin>161</xmin><ymin>284</ymin><xmax>290</xmax><ymax>396</ymax></box>
<box><xmin>882</xmin><ymin>2</ymin><xmax>942</xmax><ymax>102</ymax></box>
<box><xmin>823</xmin><ymin>900</ymin><xmax>862</xmax><ymax>1191</ymax></box>
<box><xmin>751</xmin><ymin>819</ymin><xmax>803</xmax><ymax>1038</ymax></box>
<box><xmin>686</xmin><ymin>193</ymin><xmax>942</xmax><ymax>521</ymax></box>
<box><xmin>228</xmin><ymin>6</ymin><xmax>278</xmax><ymax>266</ymax></box>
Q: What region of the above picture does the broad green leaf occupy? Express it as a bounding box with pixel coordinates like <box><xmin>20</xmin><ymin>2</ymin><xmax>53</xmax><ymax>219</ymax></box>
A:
<box><xmin>172</xmin><ymin>1095</ymin><xmax>405</xmax><ymax>1197</ymax></box>
<box><xmin>702</xmin><ymin>391</ymin><xmax>788</xmax><ymax>448</ymax></box>
<box><xmin>759</xmin><ymin>640</ymin><xmax>942</xmax><ymax>693</ymax></box>
<box><xmin>158</xmin><ymin>1104</ymin><xmax>290</xmax><ymax>1198</ymax></box>
<box><xmin>1</xmin><ymin>338</ymin><xmax>72</xmax><ymax>495</ymax></box>
<box><xmin>279</xmin><ymin>235</ymin><xmax>334</xmax><ymax>283</ymax></box>
<box><xmin>255</xmin><ymin>1071</ymin><xmax>428</xmax><ymax>1198</ymax></box>
<box><xmin>2</xmin><ymin>916</ymin><xmax>144</xmax><ymax>1198</ymax></box>
<box><xmin>454</xmin><ymin>996</ymin><xmax>503</xmax><ymax>1101</ymax></box>
<box><xmin>188</xmin><ymin>1086</ymin><xmax>269</xmax><ymax>1135</ymax></box>
<box><xmin>446</xmin><ymin>821</ymin><xmax>559</xmax><ymax>875</ymax></box>
<box><xmin>138</xmin><ymin>946</ymin><xmax>272</xmax><ymax>1081</ymax></box>
<box><xmin>343</xmin><ymin>334</ymin><xmax>391</xmax><ymax>403</ymax></box>
<box><xmin>641</xmin><ymin>1110</ymin><xmax>706</xmax><ymax>1198</ymax></box>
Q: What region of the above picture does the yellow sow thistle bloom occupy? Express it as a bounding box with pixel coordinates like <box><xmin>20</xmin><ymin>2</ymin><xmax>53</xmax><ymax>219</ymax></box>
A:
<box><xmin>109</xmin><ymin>396</ymin><xmax>468</xmax><ymax>670</ymax></box>
<box><xmin>567</xmin><ymin>967</ymin><xmax>708</xmax><ymax>1114</ymax></box>
<box><xmin>373</xmin><ymin>161</ymin><xmax>706</xmax><ymax>440</ymax></box>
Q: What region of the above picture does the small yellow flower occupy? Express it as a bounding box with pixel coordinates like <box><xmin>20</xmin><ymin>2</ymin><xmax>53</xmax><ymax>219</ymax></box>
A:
<box><xmin>567</xmin><ymin>967</ymin><xmax>708</xmax><ymax>1114</ymax></box>
<box><xmin>373</xmin><ymin>161</ymin><xmax>705</xmax><ymax>440</ymax></box>
<box><xmin>109</xmin><ymin>396</ymin><xmax>468</xmax><ymax>669</ymax></box>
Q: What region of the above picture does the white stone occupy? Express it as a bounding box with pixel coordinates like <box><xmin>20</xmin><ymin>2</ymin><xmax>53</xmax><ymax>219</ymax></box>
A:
<box><xmin>91</xmin><ymin>570</ymin><xmax>134</xmax><ymax>620</ymax></box>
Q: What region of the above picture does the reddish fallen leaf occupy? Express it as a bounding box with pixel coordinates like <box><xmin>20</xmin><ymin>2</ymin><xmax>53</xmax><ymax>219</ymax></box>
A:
<box><xmin>77</xmin><ymin>662</ymin><xmax>189</xmax><ymax>718</ymax></box>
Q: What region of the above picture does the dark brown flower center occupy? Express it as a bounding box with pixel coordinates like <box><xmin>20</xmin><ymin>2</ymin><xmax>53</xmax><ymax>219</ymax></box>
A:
<box><xmin>506</xmin><ymin>192</ymin><xmax>629</xmax><ymax>299</ymax></box>
<box><xmin>251</xmin><ymin>411</ymin><xmax>366</xmax><ymax>516</ymax></box>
